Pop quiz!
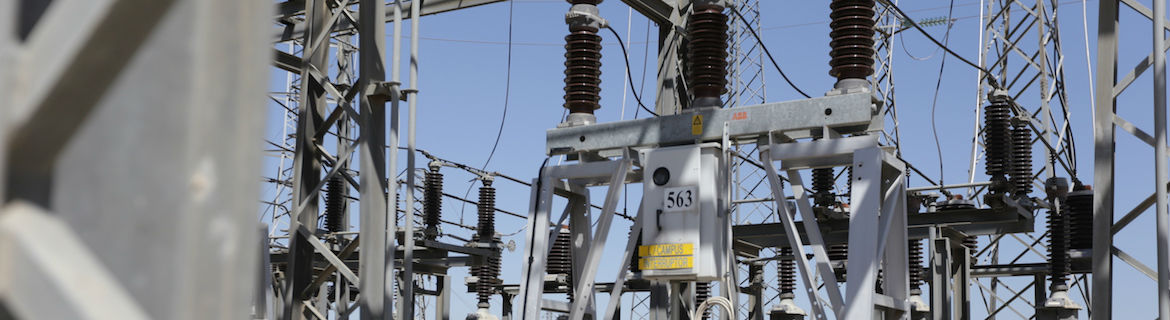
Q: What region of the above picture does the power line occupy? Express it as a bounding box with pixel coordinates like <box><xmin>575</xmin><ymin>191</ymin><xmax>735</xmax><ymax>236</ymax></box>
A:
<box><xmin>635</xmin><ymin>19</ymin><xmax>652</xmax><ymax>119</ymax></box>
<box><xmin>930</xmin><ymin>0</ymin><xmax>958</xmax><ymax>187</ymax></box>
<box><xmin>606</xmin><ymin>25</ymin><xmax>659</xmax><ymax>117</ymax></box>
<box><xmin>886</xmin><ymin>1</ymin><xmax>1000</xmax><ymax>87</ymax></box>
<box><xmin>729</xmin><ymin>6</ymin><xmax>811</xmax><ymax>99</ymax></box>
<box><xmin>480</xmin><ymin>0</ymin><xmax>513</xmax><ymax>170</ymax></box>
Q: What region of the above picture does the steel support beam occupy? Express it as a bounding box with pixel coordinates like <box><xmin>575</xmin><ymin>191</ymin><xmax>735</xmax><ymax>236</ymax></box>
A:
<box><xmin>284</xmin><ymin>1</ymin><xmax>328</xmax><ymax>318</ymax></box>
<box><xmin>568</xmin><ymin>155</ymin><xmax>632</xmax><ymax>320</ymax></box>
<box><xmin>357</xmin><ymin>0</ymin><xmax>391</xmax><ymax>317</ymax></box>
<box><xmin>398</xmin><ymin>0</ymin><xmax>423</xmax><ymax>318</ymax></box>
<box><xmin>275</xmin><ymin>0</ymin><xmax>504</xmax><ymax>42</ymax></box>
<box><xmin>1092</xmin><ymin>1</ymin><xmax>1119</xmax><ymax>318</ymax></box>
<box><xmin>5</xmin><ymin>0</ymin><xmax>176</xmax><ymax>205</ymax></box>
<box><xmin>1154</xmin><ymin>0</ymin><xmax>1170</xmax><ymax>318</ymax></box>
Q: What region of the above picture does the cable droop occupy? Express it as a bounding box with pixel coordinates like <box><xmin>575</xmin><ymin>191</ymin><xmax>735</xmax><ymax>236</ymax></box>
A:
<box><xmin>829</xmin><ymin>0</ymin><xmax>876</xmax><ymax>80</ymax></box>
<box><xmin>423</xmin><ymin>166</ymin><xmax>443</xmax><ymax>239</ymax></box>
<box><xmin>563</xmin><ymin>26</ymin><xmax>602</xmax><ymax>114</ymax></box>
<box><xmin>984</xmin><ymin>94</ymin><xmax>1013</xmax><ymax>193</ymax></box>
<box><xmin>1011</xmin><ymin>120</ymin><xmax>1033</xmax><ymax>197</ymax></box>
<box><xmin>686</xmin><ymin>2</ymin><xmax>729</xmax><ymax>107</ymax></box>
<box><xmin>324</xmin><ymin>176</ymin><xmax>346</xmax><ymax>233</ymax></box>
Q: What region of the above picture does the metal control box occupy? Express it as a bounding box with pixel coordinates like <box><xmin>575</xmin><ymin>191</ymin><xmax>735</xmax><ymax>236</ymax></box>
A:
<box><xmin>638</xmin><ymin>144</ymin><xmax>729</xmax><ymax>280</ymax></box>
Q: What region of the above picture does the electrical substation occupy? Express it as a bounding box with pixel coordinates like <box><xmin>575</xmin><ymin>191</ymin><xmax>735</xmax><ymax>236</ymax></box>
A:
<box><xmin>3</xmin><ymin>0</ymin><xmax>1170</xmax><ymax>319</ymax></box>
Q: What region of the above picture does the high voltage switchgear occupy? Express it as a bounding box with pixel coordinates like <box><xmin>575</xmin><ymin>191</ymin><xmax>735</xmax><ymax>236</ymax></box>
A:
<box><xmin>637</xmin><ymin>144</ymin><xmax>730</xmax><ymax>280</ymax></box>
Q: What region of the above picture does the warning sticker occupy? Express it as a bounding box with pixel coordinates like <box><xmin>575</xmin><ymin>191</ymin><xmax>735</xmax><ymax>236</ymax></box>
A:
<box><xmin>639</xmin><ymin>256</ymin><xmax>694</xmax><ymax>270</ymax></box>
<box><xmin>638</xmin><ymin>243</ymin><xmax>694</xmax><ymax>257</ymax></box>
<box><xmin>691</xmin><ymin>115</ymin><xmax>703</xmax><ymax>135</ymax></box>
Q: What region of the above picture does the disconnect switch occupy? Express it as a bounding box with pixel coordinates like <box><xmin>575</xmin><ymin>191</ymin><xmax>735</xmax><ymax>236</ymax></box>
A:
<box><xmin>638</xmin><ymin>143</ymin><xmax>729</xmax><ymax>281</ymax></box>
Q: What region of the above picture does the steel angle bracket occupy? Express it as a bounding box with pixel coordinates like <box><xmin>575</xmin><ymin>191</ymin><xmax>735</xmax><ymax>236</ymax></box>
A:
<box><xmin>546</xmin><ymin>92</ymin><xmax>875</xmax><ymax>155</ymax></box>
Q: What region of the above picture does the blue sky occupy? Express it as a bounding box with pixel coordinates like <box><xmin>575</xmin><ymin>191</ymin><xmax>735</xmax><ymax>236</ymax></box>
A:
<box><xmin>263</xmin><ymin>0</ymin><xmax>1166</xmax><ymax>318</ymax></box>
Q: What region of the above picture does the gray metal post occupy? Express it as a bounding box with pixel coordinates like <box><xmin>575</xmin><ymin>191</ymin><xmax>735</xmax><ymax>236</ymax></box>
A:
<box><xmin>518</xmin><ymin>173</ymin><xmax>554</xmax><ymax>320</ymax></box>
<box><xmin>747</xmin><ymin>262</ymin><xmax>765</xmax><ymax>320</ymax></box>
<box><xmin>956</xmin><ymin>243</ymin><xmax>971</xmax><ymax>320</ymax></box>
<box><xmin>650</xmin><ymin>281</ymin><xmax>670</xmax><ymax>320</ymax></box>
<box><xmin>399</xmin><ymin>0</ymin><xmax>422</xmax><ymax>318</ymax></box>
<box><xmin>285</xmin><ymin>0</ymin><xmax>328</xmax><ymax>318</ymax></box>
<box><xmin>1034</xmin><ymin>274</ymin><xmax>1047</xmax><ymax>315</ymax></box>
<box><xmin>568</xmin><ymin>157</ymin><xmax>631</xmax><ymax>320</ymax></box>
<box><xmin>653</xmin><ymin>3</ymin><xmax>686</xmax><ymax>115</ymax></box>
<box><xmin>388</xmin><ymin>1</ymin><xmax>404</xmax><ymax>318</ymax></box>
<box><xmin>502</xmin><ymin>293</ymin><xmax>514</xmax><ymax>320</ymax></box>
<box><xmin>931</xmin><ymin>229</ymin><xmax>951</xmax><ymax>320</ymax></box>
<box><xmin>437</xmin><ymin>275</ymin><xmax>451</xmax><ymax>320</ymax></box>
<box><xmin>1155</xmin><ymin>0</ymin><xmax>1170</xmax><ymax>318</ymax></box>
<box><xmin>1092</xmin><ymin>0</ymin><xmax>1119</xmax><ymax>318</ymax></box>
<box><xmin>358</xmin><ymin>0</ymin><xmax>390</xmax><ymax>318</ymax></box>
<box><xmin>844</xmin><ymin>147</ymin><xmax>883</xmax><ymax>320</ymax></box>
<box><xmin>567</xmin><ymin>186</ymin><xmax>595</xmax><ymax>318</ymax></box>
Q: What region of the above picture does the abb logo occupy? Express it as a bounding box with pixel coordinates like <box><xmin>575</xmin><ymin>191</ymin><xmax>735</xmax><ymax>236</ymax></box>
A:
<box><xmin>731</xmin><ymin>111</ymin><xmax>748</xmax><ymax>120</ymax></box>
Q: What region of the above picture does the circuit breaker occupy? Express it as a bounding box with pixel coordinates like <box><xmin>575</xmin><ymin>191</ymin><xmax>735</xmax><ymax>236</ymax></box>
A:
<box><xmin>638</xmin><ymin>143</ymin><xmax>729</xmax><ymax>280</ymax></box>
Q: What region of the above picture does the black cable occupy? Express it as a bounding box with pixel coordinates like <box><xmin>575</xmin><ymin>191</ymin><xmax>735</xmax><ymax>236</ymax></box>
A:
<box><xmin>519</xmin><ymin>157</ymin><xmax>552</xmax><ymax>320</ymax></box>
<box><xmin>606</xmin><ymin>25</ymin><xmax>659</xmax><ymax>117</ymax></box>
<box><xmin>929</xmin><ymin>0</ymin><xmax>957</xmax><ymax>187</ymax></box>
<box><xmin>729</xmin><ymin>6</ymin><xmax>812</xmax><ymax>99</ymax></box>
<box><xmin>481</xmin><ymin>0</ymin><xmax>514</xmax><ymax>170</ymax></box>
<box><xmin>887</xmin><ymin>1</ymin><xmax>1001</xmax><ymax>88</ymax></box>
<box><xmin>463</xmin><ymin>0</ymin><xmax>515</xmax><ymax>223</ymax></box>
<box><xmin>635</xmin><ymin>20</ymin><xmax>652</xmax><ymax>119</ymax></box>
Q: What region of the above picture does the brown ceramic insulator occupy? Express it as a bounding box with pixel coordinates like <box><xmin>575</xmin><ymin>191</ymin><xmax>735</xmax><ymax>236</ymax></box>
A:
<box><xmin>829</xmin><ymin>0</ymin><xmax>876</xmax><ymax>80</ymax></box>
<box><xmin>563</xmin><ymin>26</ymin><xmax>603</xmax><ymax>114</ymax></box>
<box><xmin>686</xmin><ymin>4</ymin><xmax>730</xmax><ymax>100</ymax></box>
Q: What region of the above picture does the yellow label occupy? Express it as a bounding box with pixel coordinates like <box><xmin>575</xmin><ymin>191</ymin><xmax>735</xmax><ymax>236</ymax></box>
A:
<box><xmin>691</xmin><ymin>115</ymin><xmax>703</xmax><ymax>135</ymax></box>
<box><xmin>638</xmin><ymin>243</ymin><xmax>694</xmax><ymax>257</ymax></box>
<box><xmin>639</xmin><ymin>256</ymin><xmax>694</xmax><ymax>270</ymax></box>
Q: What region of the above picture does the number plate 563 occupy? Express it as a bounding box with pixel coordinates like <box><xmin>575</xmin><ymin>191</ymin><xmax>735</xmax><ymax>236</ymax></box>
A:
<box><xmin>663</xmin><ymin>186</ymin><xmax>697</xmax><ymax>212</ymax></box>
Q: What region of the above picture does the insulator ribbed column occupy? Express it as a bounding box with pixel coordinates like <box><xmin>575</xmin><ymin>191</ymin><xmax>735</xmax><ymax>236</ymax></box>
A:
<box><xmin>1011</xmin><ymin>119</ymin><xmax>1034</xmax><ymax>197</ymax></box>
<box><xmin>779</xmin><ymin>247</ymin><xmax>796</xmax><ymax>295</ymax></box>
<box><xmin>686</xmin><ymin>1</ymin><xmax>729</xmax><ymax>108</ymax></box>
<box><xmin>1066</xmin><ymin>189</ymin><xmax>1095</xmax><ymax>250</ymax></box>
<box><xmin>423</xmin><ymin>165</ymin><xmax>443</xmax><ymax>239</ymax></box>
<box><xmin>1048</xmin><ymin>210</ymin><xmax>1070</xmax><ymax>286</ymax></box>
<box><xmin>695</xmin><ymin>282</ymin><xmax>712</xmax><ymax>319</ymax></box>
<box><xmin>472</xmin><ymin>180</ymin><xmax>500</xmax><ymax>308</ymax></box>
<box><xmin>812</xmin><ymin>168</ymin><xmax>836</xmax><ymax>207</ymax></box>
<box><xmin>984</xmin><ymin>94</ymin><xmax>1013</xmax><ymax>194</ymax></box>
<box><xmin>908</xmin><ymin>240</ymin><xmax>924</xmax><ymax>290</ymax></box>
<box><xmin>324</xmin><ymin>176</ymin><xmax>346</xmax><ymax>233</ymax></box>
<box><xmin>829</xmin><ymin>0</ymin><xmax>876</xmax><ymax>82</ymax></box>
<box><xmin>562</xmin><ymin>0</ymin><xmax>603</xmax><ymax>116</ymax></box>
